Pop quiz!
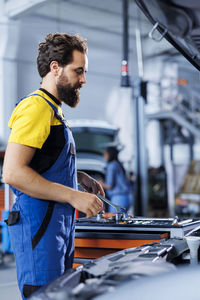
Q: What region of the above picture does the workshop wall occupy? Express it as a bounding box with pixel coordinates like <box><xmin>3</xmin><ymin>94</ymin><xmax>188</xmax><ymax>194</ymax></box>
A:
<box><xmin>0</xmin><ymin>2</ymin><xmax>137</xmax><ymax>167</ymax></box>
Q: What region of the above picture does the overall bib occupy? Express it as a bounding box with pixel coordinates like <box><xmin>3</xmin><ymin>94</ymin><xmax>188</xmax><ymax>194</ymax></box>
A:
<box><xmin>6</xmin><ymin>94</ymin><xmax>77</xmax><ymax>299</ymax></box>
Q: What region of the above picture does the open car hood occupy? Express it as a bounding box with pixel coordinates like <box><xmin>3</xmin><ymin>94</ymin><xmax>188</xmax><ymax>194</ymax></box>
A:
<box><xmin>135</xmin><ymin>0</ymin><xmax>200</xmax><ymax>70</ymax></box>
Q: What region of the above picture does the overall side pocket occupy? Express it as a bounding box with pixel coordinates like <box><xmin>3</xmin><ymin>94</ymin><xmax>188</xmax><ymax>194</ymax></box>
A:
<box><xmin>6</xmin><ymin>211</ymin><xmax>24</xmax><ymax>253</ymax></box>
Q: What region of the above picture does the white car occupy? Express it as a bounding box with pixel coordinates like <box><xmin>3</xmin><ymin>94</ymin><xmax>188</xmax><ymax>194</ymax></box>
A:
<box><xmin>69</xmin><ymin>119</ymin><xmax>119</xmax><ymax>179</ymax></box>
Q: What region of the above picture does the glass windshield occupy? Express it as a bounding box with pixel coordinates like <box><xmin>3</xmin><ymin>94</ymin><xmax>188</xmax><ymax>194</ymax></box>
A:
<box><xmin>73</xmin><ymin>132</ymin><xmax>114</xmax><ymax>155</ymax></box>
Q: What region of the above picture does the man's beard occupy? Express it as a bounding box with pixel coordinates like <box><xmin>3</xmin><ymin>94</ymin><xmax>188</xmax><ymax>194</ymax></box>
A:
<box><xmin>57</xmin><ymin>76</ymin><xmax>81</xmax><ymax>108</ymax></box>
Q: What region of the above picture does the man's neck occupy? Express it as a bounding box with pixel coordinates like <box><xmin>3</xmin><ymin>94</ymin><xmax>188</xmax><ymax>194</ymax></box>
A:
<box><xmin>39</xmin><ymin>88</ymin><xmax>61</xmax><ymax>106</ymax></box>
<box><xmin>41</xmin><ymin>80</ymin><xmax>61</xmax><ymax>104</ymax></box>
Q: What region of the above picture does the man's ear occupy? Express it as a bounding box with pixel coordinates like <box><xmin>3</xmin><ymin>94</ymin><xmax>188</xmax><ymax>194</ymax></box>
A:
<box><xmin>49</xmin><ymin>61</ymin><xmax>59</xmax><ymax>76</ymax></box>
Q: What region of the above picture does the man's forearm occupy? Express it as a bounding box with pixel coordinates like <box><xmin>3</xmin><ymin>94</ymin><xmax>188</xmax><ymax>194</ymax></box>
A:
<box><xmin>3</xmin><ymin>164</ymin><xmax>104</xmax><ymax>217</ymax></box>
<box><xmin>4</xmin><ymin>164</ymin><xmax>77</xmax><ymax>204</ymax></box>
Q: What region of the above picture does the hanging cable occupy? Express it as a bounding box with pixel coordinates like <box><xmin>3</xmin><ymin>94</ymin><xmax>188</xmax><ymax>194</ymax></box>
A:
<box><xmin>56</xmin><ymin>0</ymin><xmax>61</xmax><ymax>32</ymax></box>
<box><xmin>121</xmin><ymin>0</ymin><xmax>130</xmax><ymax>87</ymax></box>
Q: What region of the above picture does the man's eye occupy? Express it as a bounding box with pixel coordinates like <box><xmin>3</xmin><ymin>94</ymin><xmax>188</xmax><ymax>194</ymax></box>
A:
<box><xmin>75</xmin><ymin>70</ymin><xmax>83</xmax><ymax>75</ymax></box>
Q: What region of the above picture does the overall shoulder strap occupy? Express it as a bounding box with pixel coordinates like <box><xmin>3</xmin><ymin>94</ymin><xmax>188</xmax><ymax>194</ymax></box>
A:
<box><xmin>16</xmin><ymin>93</ymin><xmax>65</xmax><ymax>124</ymax></box>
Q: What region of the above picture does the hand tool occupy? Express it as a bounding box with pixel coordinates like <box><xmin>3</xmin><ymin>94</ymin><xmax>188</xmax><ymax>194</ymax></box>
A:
<box><xmin>96</xmin><ymin>193</ymin><xmax>126</xmax><ymax>213</ymax></box>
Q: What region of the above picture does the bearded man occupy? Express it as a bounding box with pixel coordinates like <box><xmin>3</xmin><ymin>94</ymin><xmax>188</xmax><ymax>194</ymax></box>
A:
<box><xmin>3</xmin><ymin>32</ymin><xmax>104</xmax><ymax>300</ymax></box>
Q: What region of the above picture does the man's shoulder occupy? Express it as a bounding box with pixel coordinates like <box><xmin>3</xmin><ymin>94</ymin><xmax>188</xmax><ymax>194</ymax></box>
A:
<box><xmin>13</xmin><ymin>91</ymin><xmax>55</xmax><ymax>119</ymax></box>
<box><xmin>18</xmin><ymin>90</ymin><xmax>51</xmax><ymax>108</ymax></box>
<box><xmin>9</xmin><ymin>90</ymin><xmax>53</xmax><ymax>126</ymax></box>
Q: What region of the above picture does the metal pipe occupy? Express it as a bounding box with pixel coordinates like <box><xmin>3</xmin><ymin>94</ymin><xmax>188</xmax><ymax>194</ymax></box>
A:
<box><xmin>135</xmin><ymin>28</ymin><xmax>144</xmax><ymax>78</ymax></box>
<box><xmin>189</xmin><ymin>133</ymin><xmax>194</xmax><ymax>161</ymax></box>
<box><xmin>133</xmin><ymin>81</ymin><xmax>148</xmax><ymax>216</ymax></box>
<box><xmin>133</xmin><ymin>8</ymin><xmax>148</xmax><ymax>216</ymax></box>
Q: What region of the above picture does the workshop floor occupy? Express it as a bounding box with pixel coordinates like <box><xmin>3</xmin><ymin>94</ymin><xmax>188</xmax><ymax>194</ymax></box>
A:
<box><xmin>0</xmin><ymin>251</ymin><xmax>21</xmax><ymax>300</ymax></box>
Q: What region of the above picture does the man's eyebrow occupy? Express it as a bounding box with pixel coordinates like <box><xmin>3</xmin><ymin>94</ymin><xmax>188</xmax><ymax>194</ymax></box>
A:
<box><xmin>75</xmin><ymin>67</ymin><xmax>87</xmax><ymax>72</ymax></box>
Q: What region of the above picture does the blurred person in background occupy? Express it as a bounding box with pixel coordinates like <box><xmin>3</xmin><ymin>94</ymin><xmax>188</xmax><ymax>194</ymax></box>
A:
<box><xmin>99</xmin><ymin>146</ymin><xmax>130</xmax><ymax>212</ymax></box>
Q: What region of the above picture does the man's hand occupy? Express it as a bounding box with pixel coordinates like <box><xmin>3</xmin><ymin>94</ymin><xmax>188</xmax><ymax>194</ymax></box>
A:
<box><xmin>71</xmin><ymin>190</ymin><xmax>103</xmax><ymax>218</ymax></box>
<box><xmin>77</xmin><ymin>171</ymin><xmax>105</xmax><ymax>197</ymax></box>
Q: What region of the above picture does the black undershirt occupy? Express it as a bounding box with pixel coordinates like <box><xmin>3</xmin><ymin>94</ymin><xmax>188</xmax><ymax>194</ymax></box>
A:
<box><xmin>29</xmin><ymin>89</ymin><xmax>65</xmax><ymax>174</ymax></box>
<box><xmin>39</xmin><ymin>88</ymin><xmax>61</xmax><ymax>106</ymax></box>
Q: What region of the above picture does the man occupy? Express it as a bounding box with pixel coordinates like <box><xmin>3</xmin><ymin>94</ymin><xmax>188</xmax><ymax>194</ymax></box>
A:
<box><xmin>3</xmin><ymin>32</ymin><xmax>104</xmax><ymax>299</ymax></box>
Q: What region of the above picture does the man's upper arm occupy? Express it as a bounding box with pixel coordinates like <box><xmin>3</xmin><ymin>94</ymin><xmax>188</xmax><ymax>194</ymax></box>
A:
<box><xmin>8</xmin><ymin>97</ymin><xmax>52</xmax><ymax>149</ymax></box>
<box><xmin>3</xmin><ymin>143</ymin><xmax>36</xmax><ymax>179</ymax></box>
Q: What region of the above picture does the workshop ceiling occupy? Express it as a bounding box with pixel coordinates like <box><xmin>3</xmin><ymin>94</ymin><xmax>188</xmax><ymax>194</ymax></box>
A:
<box><xmin>5</xmin><ymin>0</ymin><xmax>193</xmax><ymax>82</ymax></box>
<box><xmin>29</xmin><ymin>0</ymin><xmax>174</xmax><ymax>61</ymax></box>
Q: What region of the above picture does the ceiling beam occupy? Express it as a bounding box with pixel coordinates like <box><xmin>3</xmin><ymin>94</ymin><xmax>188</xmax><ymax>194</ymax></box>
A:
<box><xmin>30</xmin><ymin>12</ymin><xmax>136</xmax><ymax>38</ymax></box>
<box><xmin>5</xmin><ymin>0</ymin><xmax>53</xmax><ymax>19</ymax></box>
<box><xmin>62</xmin><ymin>0</ymin><xmax>150</xmax><ymax>25</ymax></box>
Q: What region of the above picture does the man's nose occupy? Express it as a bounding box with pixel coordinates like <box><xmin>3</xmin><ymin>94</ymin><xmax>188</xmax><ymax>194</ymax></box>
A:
<box><xmin>80</xmin><ymin>73</ymin><xmax>86</xmax><ymax>85</ymax></box>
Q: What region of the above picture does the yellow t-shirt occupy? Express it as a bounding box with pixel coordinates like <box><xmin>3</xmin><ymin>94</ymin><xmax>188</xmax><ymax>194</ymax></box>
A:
<box><xmin>8</xmin><ymin>89</ymin><xmax>64</xmax><ymax>149</ymax></box>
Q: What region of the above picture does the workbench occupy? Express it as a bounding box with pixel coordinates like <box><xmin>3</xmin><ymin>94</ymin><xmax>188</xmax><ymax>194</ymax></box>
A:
<box><xmin>74</xmin><ymin>216</ymin><xmax>200</xmax><ymax>267</ymax></box>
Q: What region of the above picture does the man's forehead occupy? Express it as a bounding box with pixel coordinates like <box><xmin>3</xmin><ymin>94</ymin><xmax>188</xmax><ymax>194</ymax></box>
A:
<box><xmin>71</xmin><ymin>50</ymin><xmax>88</xmax><ymax>69</ymax></box>
<box><xmin>84</xmin><ymin>55</ymin><xmax>88</xmax><ymax>71</ymax></box>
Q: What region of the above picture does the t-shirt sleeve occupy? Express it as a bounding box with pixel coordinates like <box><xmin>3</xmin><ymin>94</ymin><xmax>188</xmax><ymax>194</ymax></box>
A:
<box><xmin>105</xmin><ymin>162</ymin><xmax>117</xmax><ymax>187</ymax></box>
<box><xmin>8</xmin><ymin>97</ymin><xmax>53</xmax><ymax>149</ymax></box>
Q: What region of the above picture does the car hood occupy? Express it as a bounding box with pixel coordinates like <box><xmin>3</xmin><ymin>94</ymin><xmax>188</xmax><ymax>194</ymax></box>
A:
<box><xmin>135</xmin><ymin>0</ymin><xmax>200</xmax><ymax>70</ymax></box>
<box><xmin>76</xmin><ymin>153</ymin><xmax>106</xmax><ymax>174</ymax></box>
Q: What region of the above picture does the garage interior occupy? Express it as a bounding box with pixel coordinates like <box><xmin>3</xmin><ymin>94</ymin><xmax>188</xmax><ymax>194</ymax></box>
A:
<box><xmin>1</xmin><ymin>0</ymin><xmax>200</xmax><ymax>299</ymax></box>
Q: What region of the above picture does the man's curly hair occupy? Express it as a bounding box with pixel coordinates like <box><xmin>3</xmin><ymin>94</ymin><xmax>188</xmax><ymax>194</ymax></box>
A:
<box><xmin>37</xmin><ymin>32</ymin><xmax>88</xmax><ymax>78</ymax></box>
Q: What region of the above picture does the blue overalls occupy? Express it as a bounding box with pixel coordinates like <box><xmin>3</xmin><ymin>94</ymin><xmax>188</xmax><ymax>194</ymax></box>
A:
<box><xmin>6</xmin><ymin>94</ymin><xmax>77</xmax><ymax>299</ymax></box>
